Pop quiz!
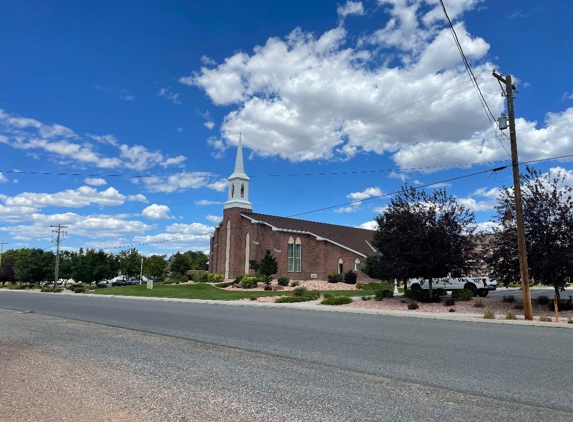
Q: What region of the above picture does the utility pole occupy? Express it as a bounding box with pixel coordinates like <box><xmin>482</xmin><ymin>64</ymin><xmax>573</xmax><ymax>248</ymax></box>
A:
<box><xmin>0</xmin><ymin>241</ymin><xmax>8</xmax><ymax>268</ymax></box>
<box><xmin>492</xmin><ymin>71</ymin><xmax>533</xmax><ymax>320</ymax></box>
<box><xmin>51</xmin><ymin>225</ymin><xmax>68</xmax><ymax>291</ymax></box>
<box><xmin>140</xmin><ymin>257</ymin><xmax>143</xmax><ymax>285</ymax></box>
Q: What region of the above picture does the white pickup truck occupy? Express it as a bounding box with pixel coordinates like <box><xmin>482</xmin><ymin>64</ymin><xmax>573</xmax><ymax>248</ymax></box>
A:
<box><xmin>409</xmin><ymin>275</ymin><xmax>497</xmax><ymax>297</ymax></box>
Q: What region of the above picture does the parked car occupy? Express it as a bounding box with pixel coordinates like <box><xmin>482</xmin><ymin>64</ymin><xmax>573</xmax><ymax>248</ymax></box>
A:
<box><xmin>112</xmin><ymin>279</ymin><xmax>127</xmax><ymax>287</ymax></box>
<box><xmin>409</xmin><ymin>275</ymin><xmax>497</xmax><ymax>297</ymax></box>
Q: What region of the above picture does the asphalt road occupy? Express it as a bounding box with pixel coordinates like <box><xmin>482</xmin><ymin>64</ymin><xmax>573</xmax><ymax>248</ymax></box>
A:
<box><xmin>1</xmin><ymin>291</ymin><xmax>572</xmax><ymax>421</ymax></box>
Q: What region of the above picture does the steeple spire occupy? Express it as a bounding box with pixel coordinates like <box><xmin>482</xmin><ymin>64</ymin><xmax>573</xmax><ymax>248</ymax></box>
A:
<box><xmin>234</xmin><ymin>133</ymin><xmax>245</xmax><ymax>174</ymax></box>
<box><xmin>224</xmin><ymin>133</ymin><xmax>252</xmax><ymax>211</ymax></box>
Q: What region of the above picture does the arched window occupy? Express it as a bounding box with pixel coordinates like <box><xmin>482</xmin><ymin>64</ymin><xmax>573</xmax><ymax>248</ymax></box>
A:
<box><xmin>241</xmin><ymin>183</ymin><xmax>245</xmax><ymax>198</ymax></box>
<box><xmin>231</xmin><ymin>184</ymin><xmax>235</xmax><ymax>198</ymax></box>
<box><xmin>287</xmin><ymin>237</ymin><xmax>301</xmax><ymax>272</ymax></box>
<box><xmin>338</xmin><ymin>258</ymin><xmax>343</xmax><ymax>275</ymax></box>
<box><xmin>354</xmin><ymin>258</ymin><xmax>361</xmax><ymax>271</ymax></box>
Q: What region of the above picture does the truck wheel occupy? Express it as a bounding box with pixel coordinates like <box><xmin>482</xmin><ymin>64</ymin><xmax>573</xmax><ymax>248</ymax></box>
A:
<box><xmin>464</xmin><ymin>284</ymin><xmax>477</xmax><ymax>297</ymax></box>
<box><xmin>477</xmin><ymin>290</ymin><xmax>489</xmax><ymax>297</ymax></box>
<box><xmin>411</xmin><ymin>284</ymin><xmax>421</xmax><ymax>290</ymax></box>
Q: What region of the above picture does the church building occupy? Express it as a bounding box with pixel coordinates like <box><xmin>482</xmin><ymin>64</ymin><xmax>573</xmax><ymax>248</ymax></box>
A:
<box><xmin>209</xmin><ymin>139</ymin><xmax>377</xmax><ymax>281</ymax></box>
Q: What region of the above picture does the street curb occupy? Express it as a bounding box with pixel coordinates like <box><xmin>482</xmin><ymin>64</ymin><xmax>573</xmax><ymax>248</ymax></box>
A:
<box><xmin>1</xmin><ymin>288</ymin><xmax>572</xmax><ymax>329</ymax></box>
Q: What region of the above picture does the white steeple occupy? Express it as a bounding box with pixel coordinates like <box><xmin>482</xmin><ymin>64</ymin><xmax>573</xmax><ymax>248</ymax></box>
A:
<box><xmin>224</xmin><ymin>134</ymin><xmax>252</xmax><ymax>211</ymax></box>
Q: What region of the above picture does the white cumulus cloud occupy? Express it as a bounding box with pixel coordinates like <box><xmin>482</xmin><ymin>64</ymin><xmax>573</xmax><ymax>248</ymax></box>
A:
<box><xmin>142</xmin><ymin>204</ymin><xmax>172</xmax><ymax>220</ymax></box>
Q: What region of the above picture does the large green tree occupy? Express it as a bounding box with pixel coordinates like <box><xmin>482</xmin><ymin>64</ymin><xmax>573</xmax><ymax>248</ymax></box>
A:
<box><xmin>14</xmin><ymin>248</ymin><xmax>55</xmax><ymax>283</ymax></box>
<box><xmin>184</xmin><ymin>251</ymin><xmax>209</xmax><ymax>271</ymax></box>
<box><xmin>489</xmin><ymin>167</ymin><xmax>573</xmax><ymax>300</ymax></box>
<box><xmin>144</xmin><ymin>254</ymin><xmax>167</xmax><ymax>278</ymax></box>
<box><xmin>170</xmin><ymin>252</ymin><xmax>192</xmax><ymax>276</ymax></box>
<box><xmin>363</xmin><ymin>186</ymin><xmax>477</xmax><ymax>296</ymax></box>
<box><xmin>71</xmin><ymin>248</ymin><xmax>118</xmax><ymax>283</ymax></box>
<box><xmin>117</xmin><ymin>248</ymin><xmax>142</xmax><ymax>278</ymax></box>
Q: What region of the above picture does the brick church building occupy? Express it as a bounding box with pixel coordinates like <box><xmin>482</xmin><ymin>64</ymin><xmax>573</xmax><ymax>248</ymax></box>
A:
<box><xmin>209</xmin><ymin>139</ymin><xmax>377</xmax><ymax>281</ymax></box>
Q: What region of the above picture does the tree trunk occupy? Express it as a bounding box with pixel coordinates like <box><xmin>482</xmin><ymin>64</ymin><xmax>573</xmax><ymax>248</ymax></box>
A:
<box><xmin>428</xmin><ymin>277</ymin><xmax>433</xmax><ymax>298</ymax></box>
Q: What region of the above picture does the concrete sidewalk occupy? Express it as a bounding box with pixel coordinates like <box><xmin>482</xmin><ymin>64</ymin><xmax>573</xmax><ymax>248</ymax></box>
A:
<box><xmin>1</xmin><ymin>288</ymin><xmax>572</xmax><ymax>328</ymax></box>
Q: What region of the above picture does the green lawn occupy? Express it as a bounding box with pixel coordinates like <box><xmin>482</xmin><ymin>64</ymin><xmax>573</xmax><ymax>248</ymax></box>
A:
<box><xmin>91</xmin><ymin>283</ymin><xmax>379</xmax><ymax>301</ymax></box>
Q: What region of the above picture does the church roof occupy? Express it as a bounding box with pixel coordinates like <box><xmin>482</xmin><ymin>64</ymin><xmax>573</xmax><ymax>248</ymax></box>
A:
<box><xmin>243</xmin><ymin>212</ymin><xmax>377</xmax><ymax>257</ymax></box>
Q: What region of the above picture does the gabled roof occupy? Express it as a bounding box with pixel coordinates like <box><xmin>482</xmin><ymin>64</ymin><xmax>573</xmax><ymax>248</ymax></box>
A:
<box><xmin>242</xmin><ymin>212</ymin><xmax>376</xmax><ymax>257</ymax></box>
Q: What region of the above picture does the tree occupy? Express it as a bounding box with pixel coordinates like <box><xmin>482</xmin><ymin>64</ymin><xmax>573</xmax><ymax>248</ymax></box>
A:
<box><xmin>363</xmin><ymin>186</ymin><xmax>477</xmax><ymax>296</ymax></box>
<box><xmin>117</xmin><ymin>248</ymin><xmax>142</xmax><ymax>278</ymax></box>
<box><xmin>14</xmin><ymin>248</ymin><xmax>54</xmax><ymax>283</ymax></box>
<box><xmin>252</xmin><ymin>250</ymin><xmax>278</xmax><ymax>284</ymax></box>
<box><xmin>72</xmin><ymin>249</ymin><xmax>118</xmax><ymax>283</ymax></box>
<box><xmin>144</xmin><ymin>254</ymin><xmax>167</xmax><ymax>278</ymax></box>
<box><xmin>489</xmin><ymin>167</ymin><xmax>573</xmax><ymax>300</ymax></box>
<box><xmin>170</xmin><ymin>252</ymin><xmax>191</xmax><ymax>276</ymax></box>
<box><xmin>184</xmin><ymin>251</ymin><xmax>209</xmax><ymax>270</ymax></box>
<box><xmin>0</xmin><ymin>249</ymin><xmax>17</xmax><ymax>285</ymax></box>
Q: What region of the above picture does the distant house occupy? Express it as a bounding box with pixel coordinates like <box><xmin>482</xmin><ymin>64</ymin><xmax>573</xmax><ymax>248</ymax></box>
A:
<box><xmin>209</xmin><ymin>139</ymin><xmax>377</xmax><ymax>281</ymax></box>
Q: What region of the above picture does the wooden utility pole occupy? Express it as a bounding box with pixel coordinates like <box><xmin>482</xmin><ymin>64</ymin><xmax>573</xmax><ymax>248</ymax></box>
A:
<box><xmin>51</xmin><ymin>225</ymin><xmax>68</xmax><ymax>291</ymax></box>
<box><xmin>492</xmin><ymin>71</ymin><xmax>533</xmax><ymax>320</ymax></box>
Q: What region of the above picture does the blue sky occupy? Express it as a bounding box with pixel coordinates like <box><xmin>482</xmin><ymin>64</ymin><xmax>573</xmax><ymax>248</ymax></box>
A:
<box><xmin>1</xmin><ymin>0</ymin><xmax>572</xmax><ymax>256</ymax></box>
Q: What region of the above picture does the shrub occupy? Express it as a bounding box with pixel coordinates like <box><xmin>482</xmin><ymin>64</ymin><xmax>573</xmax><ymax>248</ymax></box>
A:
<box><xmin>41</xmin><ymin>286</ymin><xmax>54</xmax><ymax>292</ymax></box>
<box><xmin>164</xmin><ymin>279</ymin><xmax>176</xmax><ymax>285</ymax></box>
<box><xmin>537</xmin><ymin>295</ymin><xmax>549</xmax><ymax>305</ymax></box>
<box><xmin>327</xmin><ymin>273</ymin><xmax>343</xmax><ymax>283</ymax></box>
<box><xmin>321</xmin><ymin>296</ymin><xmax>352</xmax><ymax>306</ymax></box>
<box><xmin>207</xmin><ymin>273</ymin><xmax>224</xmax><ymax>283</ymax></box>
<box><xmin>197</xmin><ymin>273</ymin><xmax>209</xmax><ymax>283</ymax></box>
<box><xmin>444</xmin><ymin>297</ymin><xmax>455</xmax><ymax>306</ymax></box>
<box><xmin>292</xmin><ymin>286</ymin><xmax>308</xmax><ymax>297</ymax></box>
<box><xmin>240</xmin><ymin>276</ymin><xmax>259</xmax><ymax>289</ymax></box>
<box><xmin>449</xmin><ymin>308</ymin><xmax>456</xmax><ymax>312</ymax></box>
<box><xmin>374</xmin><ymin>289</ymin><xmax>393</xmax><ymax>301</ymax></box>
<box><xmin>473</xmin><ymin>300</ymin><xmax>485</xmax><ymax>308</ymax></box>
<box><xmin>250</xmin><ymin>296</ymin><xmax>257</xmax><ymax>301</ymax></box>
<box><xmin>452</xmin><ymin>289</ymin><xmax>473</xmax><ymax>301</ymax></box>
<box><xmin>514</xmin><ymin>304</ymin><xmax>523</xmax><ymax>310</ymax></box>
<box><xmin>539</xmin><ymin>315</ymin><xmax>552</xmax><ymax>322</ymax></box>
<box><xmin>502</xmin><ymin>295</ymin><xmax>515</xmax><ymax>303</ymax></box>
<box><xmin>323</xmin><ymin>292</ymin><xmax>335</xmax><ymax>299</ymax></box>
<box><xmin>483</xmin><ymin>310</ymin><xmax>496</xmax><ymax>319</ymax></box>
<box><xmin>290</xmin><ymin>280</ymin><xmax>300</xmax><ymax>287</ymax></box>
<box><xmin>264</xmin><ymin>285</ymin><xmax>273</xmax><ymax>291</ymax></box>
<box><xmin>356</xmin><ymin>282</ymin><xmax>365</xmax><ymax>290</ymax></box>
<box><xmin>9</xmin><ymin>283</ymin><xmax>32</xmax><ymax>290</ymax></box>
<box><xmin>404</xmin><ymin>289</ymin><xmax>441</xmax><ymax>303</ymax></box>
<box><xmin>548</xmin><ymin>296</ymin><xmax>573</xmax><ymax>311</ymax></box>
<box><xmin>361</xmin><ymin>296</ymin><xmax>370</xmax><ymax>301</ymax></box>
<box><xmin>214</xmin><ymin>281</ymin><xmax>234</xmax><ymax>288</ymax></box>
<box><xmin>73</xmin><ymin>287</ymin><xmax>86</xmax><ymax>293</ymax></box>
<box><xmin>407</xmin><ymin>303</ymin><xmax>419</xmax><ymax>310</ymax></box>
<box><xmin>505</xmin><ymin>311</ymin><xmax>518</xmax><ymax>320</ymax></box>
<box><xmin>234</xmin><ymin>274</ymin><xmax>245</xmax><ymax>284</ymax></box>
<box><xmin>343</xmin><ymin>270</ymin><xmax>357</xmax><ymax>284</ymax></box>
<box><xmin>306</xmin><ymin>290</ymin><xmax>320</xmax><ymax>300</ymax></box>
<box><xmin>275</xmin><ymin>296</ymin><xmax>313</xmax><ymax>303</ymax></box>
<box><xmin>277</xmin><ymin>276</ymin><xmax>290</xmax><ymax>287</ymax></box>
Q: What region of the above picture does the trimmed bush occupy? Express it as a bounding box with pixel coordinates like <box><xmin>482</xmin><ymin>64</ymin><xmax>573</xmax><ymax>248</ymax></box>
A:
<box><xmin>327</xmin><ymin>273</ymin><xmax>343</xmax><ymax>283</ymax></box>
<box><xmin>73</xmin><ymin>287</ymin><xmax>86</xmax><ymax>293</ymax></box>
<box><xmin>537</xmin><ymin>295</ymin><xmax>549</xmax><ymax>305</ymax></box>
<box><xmin>277</xmin><ymin>276</ymin><xmax>290</xmax><ymax>287</ymax></box>
<box><xmin>290</xmin><ymin>280</ymin><xmax>300</xmax><ymax>287</ymax></box>
<box><xmin>292</xmin><ymin>286</ymin><xmax>308</xmax><ymax>297</ymax></box>
<box><xmin>505</xmin><ymin>311</ymin><xmax>518</xmax><ymax>320</ymax></box>
<box><xmin>264</xmin><ymin>285</ymin><xmax>273</xmax><ymax>291</ymax></box>
<box><xmin>539</xmin><ymin>315</ymin><xmax>552</xmax><ymax>322</ymax></box>
<box><xmin>214</xmin><ymin>281</ymin><xmax>234</xmax><ymax>288</ymax></box>
<box><xmin>404</xmin><ymin>289</ymin><xmax>441</xmax><ymax>303</ymax></box>
<box><xmin>8</xmin><ymin>283</ymin><xmax>32</xmax><ymax>290</ymax></box>
<box><xmin>444</xmin><ymin>297</ymin><xmax>455</xmax><ymax>306</ymax></box>
<box><xmin>452</xmin><ymin>289</ymin><xmax>473</xmax><ymax>301</ymax></box>
<box><xmin>275</xmin><ymin>296</ymin><xmax>313</xmax><ymax>303</ymax></box>
<box><xmin>374</xmin><ymin>289</ymin><xmax>393</xmax><ymax>301</ymax></box>
<box><xmin>473</xmin><ymin>300</ymin><xmax>485</xmax><ymax>308</ymax></box>
<box><xmin>207</xmin><ymin>273</ymin><xmax>224</xmax><ymax>283</ymax></box>
<box><xmin>407</xmin><ymin>303</ymin><xmax>419</xmax><ymax>310</ymax></box>
<box><xmin>240</xmin><ymin>276</ymin><xmax>259</xmax><ymax>289</ymax></box>
<box><xmin>361</xmin><ymin>296</ymin><xmax>371</xmax><ymax>301</ymax></box>
<box><xmin>307</xmin><ymin>290</ymin><xmax>320</xmax><ymax>300</ymax></box>
<box><xmin>356</xmin><ymin>282</ymin><xmax>365</xmax><ymax>290</ymax></box>
<box><xmin>502</xmin><ymin>295</ymin><xmax>515</xmax><ymax>303</ymax></box>
<box><xmin>234</xmin><ymin>274</ymin><xmax>245</xmax><ymax>284</ymax></box>
<box><xmin>483</xmin><ymin>310</ymin><xmax>496</xmax><ymax>319</ymax></box>
<box><xmin>321</xmin><ymin>296</ymin><xmax>352</xmax><ymax>306</ymax></box>
<box><xmin>250</xmin><ymin>296</ymin><xmax>257</xmax><ymax>301</ymax></box>
<box><xmin>343</xmin><ymin>270</ymin><xmax>357</xmax><ymax>284</ymax></box>
<box><xmin>323</xmin><ymin>292</ymin><xmax>335</xmax><ymax>299</ymax></box>
<box><xmin>196</xmin><ymin>273</ymin><xmax>209</xmax><ymax>283</ymax></box>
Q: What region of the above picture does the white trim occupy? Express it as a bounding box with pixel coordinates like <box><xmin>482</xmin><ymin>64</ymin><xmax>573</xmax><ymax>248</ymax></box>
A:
<box><xmin>241</xmin><ymin>214</ymin><xmax>367</xmax><ymax>258</ymax></box>
<box><xmin>365</xmin><ymin>239</ymin><xmax>377</xmax><ymax>253</ymax></box>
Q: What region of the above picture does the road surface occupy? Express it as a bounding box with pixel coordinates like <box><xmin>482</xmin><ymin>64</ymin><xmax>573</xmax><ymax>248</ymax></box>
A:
<box><xmin>1</xmin><ymin>291</ymin><xmax>572</xmax><ymax>421</ymax></box>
